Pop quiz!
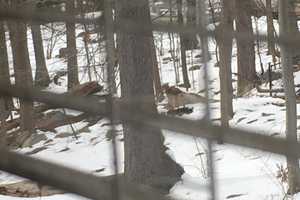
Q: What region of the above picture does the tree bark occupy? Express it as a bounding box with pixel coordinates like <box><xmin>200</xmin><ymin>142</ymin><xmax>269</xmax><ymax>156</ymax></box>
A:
<box><xmin>177</xmin><ymin>0</ymin><xmax>191</xmax><ymax>90</ymax></box>
<box><xmin>66</xmin><ymin>0</ymin><xmax>79</xmax><ymax>89</ymax></box>
<box><xmin>104</xmin><ymin>0</ymin><xmax>117</xmax><ymax>94</ymax></box>
<box><xmin>266</xmin><ymin>0</ymin><xmax>276</xmax><ymax>62</ymax></box>
<box><xmin>217</xmin><ymin>0</ymin><xmax>234</xmax><ymax>128</ymax></box>
<box><xmin>235</xmin><ymin>0</ymin><xmax>257</xmax><ymax>96</ymax></box>
<box><xmin>31</xmin><ymin>23</ymin><xmax>51</xmax><ymax>87</ymax></box>
<box><xmin>185</xmin><ymin>0</ymin><xmax>198</xmax><ymax>50</ymax></box>
<box><xmin>279</xmin><ymin>0</ymin><xmax>300</xmax><ymax>194</ymax></box>
<box><xmin>8</xmin><ymin>19</ymin><xmax>34</xmax><ymax>133</ymax></box>
<box><xmin>78</xmin><ymin>0</ymin><xmax>92</xmax><ymax>82</ymax></box>
<box><xmin>150</xmin><ymin>36</ymin><xmax>162</xmax><ymax>97</ymax></box>
<box><xmin>0</xmin><ymin>21</ymin><xmax>13</xmax><ymax>120</ymax></box>
<box><xmin>116</xmin><ymin>0</ymin><xmax>184</xmax><ymax>191</ymax></box>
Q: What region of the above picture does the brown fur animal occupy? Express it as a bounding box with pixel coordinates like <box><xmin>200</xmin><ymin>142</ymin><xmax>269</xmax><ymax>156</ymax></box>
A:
<box><xmin>161</xmin><ymin>84</ymin><xmax>207</xmax><ymax>110</ymax></box>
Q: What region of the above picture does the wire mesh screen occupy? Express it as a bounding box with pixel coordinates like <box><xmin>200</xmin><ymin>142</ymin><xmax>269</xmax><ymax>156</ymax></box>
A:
<box><xmin>0</xmin><ymin>0</ymin><xmax>299</xmax><ymax>199</ymax></box>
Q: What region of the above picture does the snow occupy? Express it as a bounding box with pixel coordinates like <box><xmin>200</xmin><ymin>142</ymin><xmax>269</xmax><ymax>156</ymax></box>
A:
<box><xmin>1</xmin><ymin>14</ymin><xmax>299</xmax><ymax>200</ymax></box>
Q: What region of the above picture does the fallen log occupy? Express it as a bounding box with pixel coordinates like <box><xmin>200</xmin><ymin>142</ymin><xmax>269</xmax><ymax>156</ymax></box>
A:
<box><xmin>35</xmin><ymin>81</ymin><xmax>103</xmax><ymax>113</ymax></box>
<box><xmin>35</xmin><ymin>112</ymin><xmax>90</xmax><ymax>131</ymax></box>
<box><xmin>0</xmin><ymin>180</ymin><xmax>64</xmax><ymax>197</ymax></box>
<box><xmin>2</xmin><ymin>82</ymin><xmax>103</xmax><ymax>133</ymax></box>
<box><xmin>70</xmin><ymin>81</ymin><xmax>103</xmax><ymax>96</ymax></box>
<box><xmin>2</xmin><ymin>112</ymin><xmax>93</xmax><ymax>133</ymax></box>
<box><xmin>5</xmin><ymin>112</ymin><xmax>95</xmax><ymax>148</ymax></box>
<box><xmin>272</xmin><ymin>94</ymin><xmax>300</xmax><ymax>104</ymax></box>
<box><xmin>256</xmin><ymin>85</ymin><xmax>284</xmax><ymax>93</ymax></box>
<box><xmin>1</xmin><ymin>118</ymin><xmax>20</xmax><ymax>132</ymax></box>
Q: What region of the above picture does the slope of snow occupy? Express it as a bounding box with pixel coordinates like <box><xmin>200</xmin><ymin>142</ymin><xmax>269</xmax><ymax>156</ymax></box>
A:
<box><xmin>1</xmin><ymin>15</ymin><xmax>298</xmax><ymax>200</ymax></box>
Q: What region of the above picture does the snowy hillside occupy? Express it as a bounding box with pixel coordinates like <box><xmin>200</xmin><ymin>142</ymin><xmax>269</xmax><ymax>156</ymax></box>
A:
<box><xmin>0</xmin><ymin>15</ymin><xmax>299</xmax><ymax>200</ymax></box>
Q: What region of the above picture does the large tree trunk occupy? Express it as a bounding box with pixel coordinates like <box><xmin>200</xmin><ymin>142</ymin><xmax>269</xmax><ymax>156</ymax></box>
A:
<box><xmin>8</xmin><ymin>19</ymin><xmax>34</xmax><ymax>134</ymax></box>
<box><xmin>279</xmin><ymin>0</ymin><xmax>300</xmax><ymax>194</ymax></box>
<box><xmin>177</xmin><ymin>0</ymin><xmax>191</xmax><ymax>90</ymax></box>
<box><xmin>31</xmin><ymin>23</ymin><xmax>51</xmax><ymax>87</ymax></box>
<box><xmin>235</xmin><ymin>0</ymin><xmax>257</xmax><ymax>96</ymax></box>
<box><xmin>116</xmin><ymin>0</ymin><xmax>184</xmax><ymax>191</ymax></box>
<box><xmin>0</xmin><ymin>21</ymin><xmax>13</xmax><ymax>121</ymax></box>
<box><xmin>66</xmin><ymin>0</ymin><xmax>79</xmax><ymax>89</ymax></box>
<box><xmin>217</xmin><ymin>0</ymin><xmax>234</xmax><ymax>128</ymax></box>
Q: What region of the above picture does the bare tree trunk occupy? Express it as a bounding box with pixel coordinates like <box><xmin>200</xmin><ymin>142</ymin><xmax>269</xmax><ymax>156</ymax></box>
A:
<box><xmin>217</xmin><ymin>0</ymin><xmax>234</xmax><ymax>129</ymax></box>
<box><xmin>185</xmin><ymin>0</ymin><xmax>198</xmax><ymax>50</ymax></box>
<box><xmin>78</xmin><ymin>0</ymin><xmax>92</xmax><ymax>82</ymax></box>
<box><xmin>31</xmin><ymin>23</ymin><xmax>51</xmax><ymax>87</ymax></box>
<box><xmin>150</xmin><ymin>37</ymin><xmax>162</xmax><ymax>97</ymax></box>
<box><xmin>0</xmin><ymin>21</ymin><xmax>13</xmax><ymax>120</ymax></box>
<box><xmin>104</xmin><ymin>0</ymin><xmax>117</xmax><ymax>94</ymax></box>
<box><xmin>235</xmin><ymin>0</ymin><xmax>257</xmax><ymax>96</ymax></box>
<box><xmin>177</xmin><ymin>0</ymin><xmax>191</xmax><ymax>90</ymax></box>
<box><xmin>116</xmin><ymin>0</ymin><xmax>184</xmax><ymax>191</ymax></box>
<box><xmin>66</xmin><ymin>0</ymin><xmax>79</xmax><ymax>89</ymax></box>
<box><xmin>8</xmin><ymin>20</ymin><xmax>34</xmax><ymax>134</ymax></box>
<box><xmin>279</xmin><ymin>0</ymin><xmax>300</xmax><ymax>194</ymax></box>
<box><xmin>266</xmin><ymin>0</ymin><xmax>276</xmax><ymax>63</ymax></box>
<box><xmin>168</xmin><ymin>0</ymin><xmax>180</xmax><ymax>84</ymax></box>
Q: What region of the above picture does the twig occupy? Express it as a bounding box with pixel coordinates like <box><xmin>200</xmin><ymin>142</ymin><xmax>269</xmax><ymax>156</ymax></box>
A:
<box><xmin>62</xmin><ymin>108</ymin><xmax>78</xmax><ymax>140</ymax></box>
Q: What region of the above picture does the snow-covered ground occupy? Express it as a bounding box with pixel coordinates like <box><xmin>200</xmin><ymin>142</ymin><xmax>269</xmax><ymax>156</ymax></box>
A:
<box><xmin>1</xmin><ymin>16</ymin><xmax>299</xmax><ymax>200</ymax></box>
